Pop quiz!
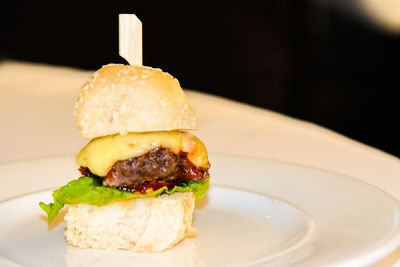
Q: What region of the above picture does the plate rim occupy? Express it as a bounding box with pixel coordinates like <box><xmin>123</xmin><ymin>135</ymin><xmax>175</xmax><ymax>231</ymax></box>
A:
<box><xmin>1</xmin><ymin>153</ymin><xmax>400</xmax><ymax>266</ymax></box>
<box><xmin>0</xmin><ymin>185</ymin><xmax>316</xmax><ymax>267</ymax></box>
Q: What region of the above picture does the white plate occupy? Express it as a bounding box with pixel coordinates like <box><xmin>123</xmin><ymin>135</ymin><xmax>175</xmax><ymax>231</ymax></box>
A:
<box><xmin>0</xmin><ymin>154</ymin><xmax>400</xmax><ymax>267</ymax></box>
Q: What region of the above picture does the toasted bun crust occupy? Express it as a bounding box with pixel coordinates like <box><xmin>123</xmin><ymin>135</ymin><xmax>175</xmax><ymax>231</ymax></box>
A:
<box><xmin>64</xmin><ymin>192</ymin><xmax>196</xmax><ymax>252</ymax></box>
<box><xmin>75</xmin><ymin>64</ymin><xmax>197</xmax><ymax>139</ymax></box>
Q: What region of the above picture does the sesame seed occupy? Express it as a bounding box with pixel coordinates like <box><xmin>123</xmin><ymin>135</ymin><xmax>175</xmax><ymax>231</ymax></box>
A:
<box><xmin>130</xmin><ymin>76</ymin><xmax>137</xmax><ymax>80</ymax></box>
<box><xmin>91</xmin><ymin>72</ymin><xmax>99</xmax><ymax>82</ymax></box>
<box><xmin>139</xmin><ymin>80</ymin><xmax>146</xmax><ymax>85</ymax></box>
<box><xmin>160</xmin><ymin>100</ymin><xmax>167</xmax><ymax>107</ymax></box>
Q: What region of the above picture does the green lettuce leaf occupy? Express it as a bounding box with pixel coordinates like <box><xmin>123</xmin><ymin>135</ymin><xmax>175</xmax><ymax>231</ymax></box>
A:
<box><xmin>39</xmin><ymin>176</ymin><xmax>209</xmax><ymax>225</ymax></box>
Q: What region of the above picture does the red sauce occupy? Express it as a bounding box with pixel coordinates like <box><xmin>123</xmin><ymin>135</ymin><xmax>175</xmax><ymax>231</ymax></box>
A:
<box><xmin>117</xmin><ymin>180</ymin><xmax>177</xmax><ymax>194</ymax></box>
<box><xmin>79</xmin><ymin>148</ymin><xmax>210</xmax><ymax>195</ymax></box>
<box><xmin>175</xmin><ymin>152</ymin><xmax>209</xmax><ymax>180</ymax></box>
<box><xmin>79</xmin><ymin>166</ymin><xmax>91</xmax><ymax>177</ymax></box>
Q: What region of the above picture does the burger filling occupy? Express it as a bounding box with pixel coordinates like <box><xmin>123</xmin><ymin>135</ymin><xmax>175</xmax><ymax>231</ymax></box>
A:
<box><xmin>40</xmin><ymin>132</ymin><xmax>210</xmax><ymax>224</ymax></box>
<box><xmin>79</xmin><ymin>147</ymin><xmax>209</xmax><ymax>194</ymax></box>
<box><xmin>76</xmin><ymin>131</ymin><xmax>210</xmax><ymax>194</ymax></box>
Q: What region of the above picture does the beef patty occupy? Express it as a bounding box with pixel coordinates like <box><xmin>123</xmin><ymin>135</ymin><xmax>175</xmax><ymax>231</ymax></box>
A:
<box><xmin>79</xmin><ymin>147</ymin><xmax>209</xmax><ymax>188</ymax></box>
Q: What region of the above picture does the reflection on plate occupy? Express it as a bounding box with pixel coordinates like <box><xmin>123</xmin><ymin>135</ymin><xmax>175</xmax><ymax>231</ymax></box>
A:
<box><xmin>65</xmin><ymin>241</ymin><xmax>202</xmax><ymax>267</ymax></box>
<box><xmin>1</xmin><ymin>154</ymin><xmax>400</xmax><ymax>266</ymax></box>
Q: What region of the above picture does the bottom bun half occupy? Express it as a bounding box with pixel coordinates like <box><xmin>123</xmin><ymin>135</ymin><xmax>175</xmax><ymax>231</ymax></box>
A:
<box><xmin>64</xmin><ymin>192</ymin><xmax>196</xmax><ymax>252</ymax></box>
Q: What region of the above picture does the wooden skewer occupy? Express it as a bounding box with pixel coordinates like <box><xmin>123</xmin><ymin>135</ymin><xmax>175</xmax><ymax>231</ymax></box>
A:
<box><xmin>119</xmin><ymin>14</ymin><xmax>142</xmax><ymax>66</ymax></box>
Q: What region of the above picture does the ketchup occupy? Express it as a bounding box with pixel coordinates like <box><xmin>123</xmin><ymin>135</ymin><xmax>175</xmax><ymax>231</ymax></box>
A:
<box><xmin>79</xmin><ymin>148</ymin><xmax>210</xmax><ymax>195</ymax></box>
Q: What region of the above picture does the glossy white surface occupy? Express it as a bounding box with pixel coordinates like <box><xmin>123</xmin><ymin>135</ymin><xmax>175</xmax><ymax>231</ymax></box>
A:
<box><xmin>0</xmin><ymin>188</ymin><xmax>310</xmax><ymax>267</ymax></box>
<box><xmin>1</xmin><ymin>154</ymin><xmax>400</xmax><ymax>266</ymax></box>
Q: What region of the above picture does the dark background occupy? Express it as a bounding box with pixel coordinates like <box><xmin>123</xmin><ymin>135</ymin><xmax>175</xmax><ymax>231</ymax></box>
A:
<box><xmin>1</xmin><ymin>1</ymin><xmax>399</xmax><ymax>157</ymax></box>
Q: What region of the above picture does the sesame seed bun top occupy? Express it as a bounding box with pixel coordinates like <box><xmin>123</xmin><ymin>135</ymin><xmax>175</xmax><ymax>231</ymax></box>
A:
<box><xmin>74</xmin><ymin>64</ymin><xmax>197</xmax><ymax>139</ymax></box>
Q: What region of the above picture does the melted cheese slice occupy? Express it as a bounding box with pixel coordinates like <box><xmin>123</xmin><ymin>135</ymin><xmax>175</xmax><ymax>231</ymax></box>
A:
<box><xmin>76</xmin><ymin>131</ymin><xmax>209</xmax><ymax>177</ymax></box>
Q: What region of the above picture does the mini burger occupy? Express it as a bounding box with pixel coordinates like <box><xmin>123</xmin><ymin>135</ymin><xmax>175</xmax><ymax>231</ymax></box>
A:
<box><xmin>39</xmin><ymin>64</ymin><xmax>210</xmax><ymax>252</ymax></box>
